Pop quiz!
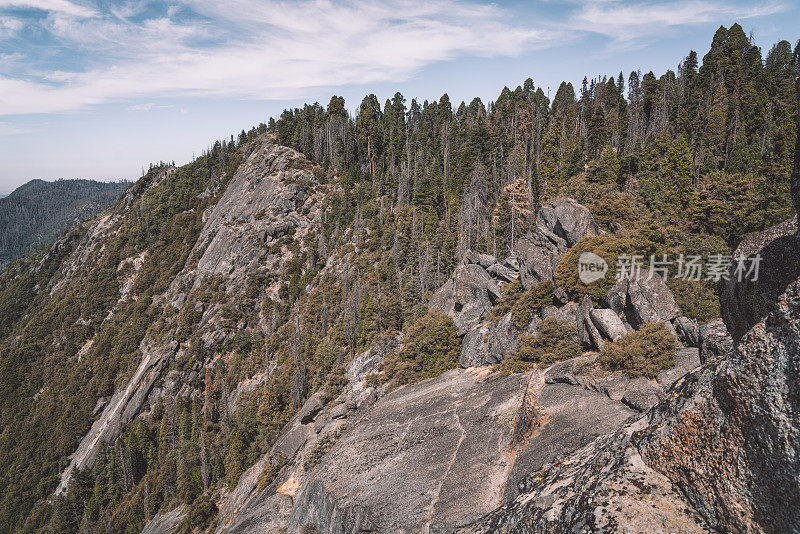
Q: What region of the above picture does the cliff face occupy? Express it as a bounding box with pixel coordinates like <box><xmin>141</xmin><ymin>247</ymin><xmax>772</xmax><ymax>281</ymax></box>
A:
<box><xmin>55</xmin><ymin>140</ymin><xmax>326</xmax><ymax>495</ymax></box>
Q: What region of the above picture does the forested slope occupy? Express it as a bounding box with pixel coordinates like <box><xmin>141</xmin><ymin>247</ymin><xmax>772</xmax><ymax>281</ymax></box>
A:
<box><xmin>0</xmin><ymin>179</ymin><xmax>129</xmax><ymax>269</ymax></box>
<box><xmin>0</xmin><ymin>23</ymin><xmax>797</xmax><ymax>533</ymax></box>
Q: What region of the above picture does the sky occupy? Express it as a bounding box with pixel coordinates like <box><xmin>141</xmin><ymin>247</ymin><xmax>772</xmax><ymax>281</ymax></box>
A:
<box><xmin>0</xmin><ymin>0</ymin><xmax>797</xmax><ymax>192</ymax></box>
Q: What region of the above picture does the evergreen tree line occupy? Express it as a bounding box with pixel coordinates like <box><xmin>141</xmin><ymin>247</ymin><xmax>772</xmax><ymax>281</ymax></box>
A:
<box><xmin>271</xmin><ymin>24</ymin><xmax>799</xmax><ymax>262</ymax></box>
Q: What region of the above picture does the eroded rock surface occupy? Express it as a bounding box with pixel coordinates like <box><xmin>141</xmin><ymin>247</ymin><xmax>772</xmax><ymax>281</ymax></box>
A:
<box><xmin>607</xmin><ymin>272</ymin><xmax>680</xmax><ymax>329</ymax></box>
<box><xmin>536</xmin><ymin>197</ymin><xmax>599</xmax><ymax>248</ymax></box>
<box><xmin>287</xmin><ymin>369</ymin><xmax>532</xmax><ymax>533</ymax></box>
<box><xmin>720</xmin><ymin>216</ymin><xmax>799</xmax><ymax>342</ymax></box>
<box><xmin>56</xmin><ymin>140</ymin><xmax>326</xmax><ymax>494</ymax></box>
<box><xmin>462</xmin><ymin>215</ymin><xmax>800</xmax><ymax>534</ymax></box>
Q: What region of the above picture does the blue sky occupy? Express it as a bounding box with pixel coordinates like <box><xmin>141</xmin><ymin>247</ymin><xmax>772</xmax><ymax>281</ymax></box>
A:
<box><xmin>0</xmin><ymin>0</ymin><xmax>797</xmax><ymax>191</ymax></box>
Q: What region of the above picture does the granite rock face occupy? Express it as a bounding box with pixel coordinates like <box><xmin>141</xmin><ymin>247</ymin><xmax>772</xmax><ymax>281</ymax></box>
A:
<box><xmin>287</xmin><ymin>369</ymin><xmax>534</xmax><ymax>533</ymax></box>
<box><xmin>430</xmin><ymin>251</ymin><xmax>520</xmax><ymax>337</ymax></box>
<box><xmin>590</xmin><ymin>308</ymin><xmax>627</xmax><ymax>341</ymax></box>
<box><xmin>457</xmin><ymin>417</ymin><xmax>707</xmax><ymax>534</ymax></box>
<box><xmin>698</xmin><ymin>318</ymin><xmax>733</xmax><ymax>364</ymax></box>
<box><xmin>217</xmin><ymin>357</ymin><xmax>651</xmax><ymax>533</ymax></box>
<box><xmin>141</xmin><ymin>506</ymin><xmax>187</xmax><ymax>534</ymax></box>
<box><xmin>462</xmin><ymin>214</ymin><xmax>800</xmax><ymax>534</ymax></box>
<box><xmin>639</xmin><ymin>224</ymin><xmax>800</xmax><ymax>534</ymax></box>
<box><xmin>607</xmin><ymin>272</ymin><xmax>681</xmax><ymax>328</ymax></box>
<box><xmin>720</xmin><ymin>216</ymin><xmax>799</xmax><ymax>342</ymax></box>
<box><xmin>514</xmin><ymin>232</ymin><xmax>562</xmax><ymax>290</ymax></box>
<box><xmin>536</xmin><ymin>197</ymin><xmax>600</xmax><ymax>248</ymax></box>
<box><xmin>674</xmin><ymin>316</ymin><xmax>700</xmax><ymax>347</ymax></box>
<box><xmin>56</xmin><ymin>140</ymin><xmax>327</xmax><ymax>495</ymax></box>
<box><xmin>460</xmin><ymin>312</ymin><xmax>518</xmax><ymax>367</ymax></box>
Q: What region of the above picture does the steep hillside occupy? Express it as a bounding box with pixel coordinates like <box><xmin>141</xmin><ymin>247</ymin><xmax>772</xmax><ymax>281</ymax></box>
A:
<box><xmin>0</xmin><ymin>179</ymin><xmax>130</xmax><ymax>269</ymax></box>
<box><xmin>0</xmin><ymin>24</ymin><xmax>798</xmax><ymax>534</ymax></box>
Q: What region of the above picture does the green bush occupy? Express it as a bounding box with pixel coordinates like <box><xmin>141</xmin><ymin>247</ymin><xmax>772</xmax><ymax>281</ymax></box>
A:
<box><xmin>490</xmin><ymin>279</ymin><xmax>525</xmax><ymax>321</ymax></box>
<box><xmin>379</xmin><ymin>311</ymin><xmax>461</xmax><ymax>387</ymax></box>
<box><xmin>510</xmin><ymin>281</ymin><xmax>553</xmax><ymax>330</ymax></box>
<box><xmin>667</xmin><ymin>278</ymin><xmax>720</xmax><ymax>323</ymax></box>
<box><xmin>303</xmin><ymin>428</ymin><xmax>345</xmax><ymax>471</ymax></box>
<box><xmin>497</xmin><ymin>318</ymin><xmax>580</xmax><ymax>375</ymax></box>
<box><xmin>554</xmin><ymin>236</ymin><xmax>631</xmax><ymax>304</ymax></box>
<box><xmin>186</xmin><ymin>494</ymin><xmax>218</xmax><ymax>530</ymax></box>
<box><xmin>599</xmin><ymin>322</ymin><xmax>676</xmax><ymax>378</ymax></box>
<box><xmin>256</xmin><ymin>453</ymin><xmax>286</xmax><ymax>491</ymax></box>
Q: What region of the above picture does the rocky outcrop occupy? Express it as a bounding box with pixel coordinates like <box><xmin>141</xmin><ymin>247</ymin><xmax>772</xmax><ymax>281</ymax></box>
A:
<box><xmin>430</xmin><ymin>251</ymin><xmax>519</xmax><ymax>336</ymax></box>
<box><xmin>514</xmin><ymin>232</ymin><xmax>562</xmax><ymax>290</ymax></box>
<box><xmin>463</xmin><ymin>214</ymin><xmax>800</xmax><ymax>533</ymax></box>
<box><xmin>287</xmin><ymin>369</ymin><xmax>533</xmax><ymax>533</ymax></box>
<box><xmin>656</xmin><ymin>347</ymin><xmax>700</xmax><ymax>389</ymax></box>
<box><xmin>536</xmin><ymin>197</ymin><xmax>599</xmax><ymax>248</ymax></box>
<box><xmin>607</xmin><ymin>272</ymin><xmax>680</xmax><ymax>329</ymax></box>
<box><xmin>457</xmin><ymin>416</ymin><xmax>707</xmax><ymax>534</ymax></box>
<box><xmin>698</xmin><ymin>318</ymin><xmax>733</xmax><ymax>364</ymax></box>
<box><xmin>346</xmin><ymin>335</ymin><xmax>398</xmax><ymax>382</ymax></box>
<box><xmin>589</xmin><ymin>308</ymin><xmax>627</xmax><ymax>341</ymax></box>
<box><xmin>56</xmin><ymin>340</ymin><xmax>176</xmax><ymax>494</ymax></box>
<box><xmin>56</xmin><ymin>140</ymin><xmax>326</xmax><ymax>495</ymax></box>
<box><xmin>460</xmin><ymin>312</ymin><xmax>518</xmax><ymax>367</ymax></box>
<box><xmin>674</xmin><ymin>316</ymin><xmax>700</xmax><ymax>347</ymax></box>
<box><xmin>218</xmin><ymin>358</ymin><xmax>643</xmax><ymax>533</ymax></box>
<box><xmin>720</xmin><ymin>216</ymin><xmax>799</xmax><ymax>342</ymax></box>
<box><xmin>141</xmin><ymin>506</ymin><xmax>187</xmax><ymax>534</ymax></box>
<box><xmin>576</xmin><ymin>295</ymin><xmax>604</xmax><ymax>349</ymax></box>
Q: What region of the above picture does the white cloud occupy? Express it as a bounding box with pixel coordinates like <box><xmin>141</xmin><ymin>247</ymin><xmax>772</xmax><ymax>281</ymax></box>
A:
<box><xmin>0</xmin><ymin>0</ymin><xmax>788</xmax><ymax>117</ymax></box>
<box><xmin>0</xmin><ymin>0</ymin><xmax>96</xmax><ymax>18</ymax></box>
<box><xmin>0</xmin><ymin>0</ymin><xmax>553</xmax><ymax>115</ymax></box>
<box><xmin>573</xmin><ymin>0</ymin><xmax>786</xmax><ymax>42</ymax></box>
<box><xmin>0</xmin><ymin>15</ymin><xmax>22</xmax><ymax>36</ymax></box>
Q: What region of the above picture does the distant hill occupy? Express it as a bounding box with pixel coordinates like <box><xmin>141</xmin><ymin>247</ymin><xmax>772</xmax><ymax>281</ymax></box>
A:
<box><xmin>0</xmin><ymin>179</ymin><xmax>129</xmax><ymax>268</ymax></box>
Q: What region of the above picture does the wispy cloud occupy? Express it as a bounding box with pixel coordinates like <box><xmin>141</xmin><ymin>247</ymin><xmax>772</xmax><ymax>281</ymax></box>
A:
<box><xmin>573</xmin><ymin>0</ymin><xmax>786</xmax><ymax>43</ymax></box>
<box><xmin>0</xmin><ymin>0</ymin><xmax>553</xmax><ymax>115</ymax></box>
<box><xmin>0</xmin><ymin>0</ymin><xmax>96</xmax><ymax>18</ymax></box>
<box><xmin>0</xmin><ymin>0</ymin><xmax>788</xmax><ymax>118</ymax></box>
<box><xmin>0</xmin><ymin>14</ymin><xmax>22</xmax><ymax>36</ymax></box>
<box><xmin>0</xmin><ymin>121</ymin><xmax>38</xmax><ymax>135</ymax></box>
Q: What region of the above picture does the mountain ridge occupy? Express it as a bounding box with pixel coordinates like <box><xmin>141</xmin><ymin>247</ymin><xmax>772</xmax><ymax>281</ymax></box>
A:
<box><xmin>0</xmin><ymin>24</ymin><xmax>798</xmax><ymax>533</ymax></box>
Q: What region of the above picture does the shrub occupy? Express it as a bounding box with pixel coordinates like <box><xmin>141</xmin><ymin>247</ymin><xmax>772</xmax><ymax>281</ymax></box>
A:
<box><xmin>256</xmin><ymin>453</ymin><xmax>286</xmax><ymax>491</ymax></box>
<box><xmin>187</xmin><ymin>494</ymin><xmax>218</xmax><ymax>530</ymax></box>
<box><xmin>489</xmin><ymin>279</ymin><xmax>525</xmax><ymax>321</ymax></box>
<box><xmin>510</xmin><ymin>281</ymin><xmax>553</xmax><ymax>330</ymax></box>
<box><xmin>599</xmin><ymin>322</ymin><xmax>676</xmax><ymax>378</ymax></box>
<box><xmin>554</xmin><ymin>236</ymin><xmax>631</xmax><ymax>304</ymax></box>
<box><xmin>667</xmin><ymin>278</ymin><xmax>720</xmax><ymax>323</ymax></box>
<box><xmin>380</xmin><ymin>311</ymin><xmax>460</xmax><ymax>387</ymax></box>
<box><xmin>559</xmin><ymin>174</ymin><xmax>636</xmax><ymax>229</ymax></box>
<box><xmin>303</xmin><ymin>427</ymin><xmax>345</xmax><ymax>471</ymax></box>
<box><xmin>497</xmin><ymin>318</ymin><xmax>580</xmax><ymax>375</ymax></box>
